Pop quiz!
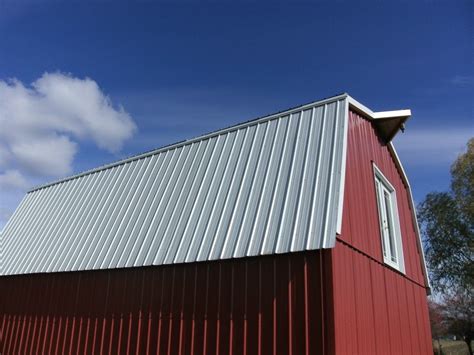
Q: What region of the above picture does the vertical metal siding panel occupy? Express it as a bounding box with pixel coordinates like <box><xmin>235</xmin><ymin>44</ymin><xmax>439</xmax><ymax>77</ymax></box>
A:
<box><xmin>185</xmin><ymin>131</ymin><xmax>237</xmax><ymax>262</ymax></box>
<box><xmin>129</xmin><ymin>258</ymin><xmax>141</xmax><ymax>354</ymax></box>
<box><xmin>220</xmin><ymin>123</ymin><xmax>267</xmax><ymax>260</ymax></box>
<box><xmin>122</xmin><ymin>151</ymin><xmax>171</xmax><ymax>266</ymax></box>
<box><xmin>218</xmin><ymin>261</ymin><xmax>233</xmax><ymax>354</ymax></box>
<box><xmin>0</xmin><ymin>252</ymin><xmax>332</xmax><ymax>355</ymax></box>
<box><xmin>88</xmin><ymin>159</ymin><xmax>143</xmax><ymax>270</ymax></box>
<box><xmin>8</xmin><ymin>278</ymin><xmax>19</xmax><ymax>352</ymax></box>
<box><xmin>2</xmin><ymin>279</ymin><xmax>15</xmax><ymax>353</ymax></box>
<box><xmin>150</xmin><ymin>143</ymin><xmax>201</xmax><ymax>265</ymax></box>
<box><xmin>44</xmin><ymin>275</ymin><xmax>58</xmax><ymax>355</ymax></box>
<box><xmin>71</xmin><ymin>162</ymin><xmax>133</xmax><ymax>271</ymax></box>
<box><xmin>4</xmin><ymin>184</ymin><xmax>65</xmax><ymax>273</ymax></box>
<box><xmin>246</xmin><ymin>117</ymin><xmax>288</xmax><ymax>256</ymax></box>
<box><xmin>180</xmin><ymin>264</ymin><xmax>196</xmax><ymax>355</ymax></box>
<box><xmin>406</xmin><ymin>282</ymin><xmax>422</xmax><ymax>354</ymax></box>
<box><xmin>107</xmin><ymin>155</ymin><xmax>161</xmax><ymax>268</ymax></box>
<box><xmin>402</xmin><ymin>188</ymin><xmax>424</xmax><ymax>284</ymax></box>
<box><xmin>39</xmin><ymin>171</ymin><xmax>108</xmax><ymax>273</ymax></box>
<box><xmin>80</xmin><ymin>160</ymin><xmax>138</xmax><ymax>270</ymax></box>
<box><xmin>163</xmin><ymin>140</ymin><xmax>215</xmax><ymax>264</ymax></box>
<box><xmin>157</xmin><ymin>267</ymin><xmax>172</xmax><ymax>354</ymax></box>
<box><xmin>2</xmin><ymin>189</ymin><xmax>47</xmax><ymax>266</ymax></box>
<box><xmin>423</xmin><ymin>288</ymin><xmax>435</xmax><ymax>353</ymax></box>
<box><xmin>209</xmin><ymin>126</ymin><xmax>257</xmax><ymax>261</ymax></box>
<box><xmin>7</xmin><ymin>277</ymin><xmax>20</xmax><ymax>353</ymax></box>
<box><xmin>143</xmin><ymin>146</ymin><xmax>189</xmax><ymax>267</ymax></box>
<box><xmin>360</xmin><ymin>114</ymin><xmax>373</xmax><ymax>254</ymax></box>
<box><xmin>258</xmin><ymin>256</ymin><xmax>274</xmax><ymax>355</ymax></box>
<box><xmin>289</xmin><ymin>254</ymin><xmax>306</xmax><ymax>355</ymax></box>
<box><xmin>172</xmin><ymin>136</ymin><xmax>225</xmax><ymax>264</ymax></box>
<box><xmin>398</xmin><ymin>280</ymin><xmax>411</xmax><ymax>354</ymax></box>
<box><xmin>0</xmin><ymin>193</ymin><xmax>33</xmax><ymax>254</ymax></box>
<box><xmin>384</xmin><ymin>268</ymin><xmax>403</xmax><ymax>354</ymax></box>
<box><xmin>332</xmin><ymin>243</ymin><xmax>355</xmax><ymax>354</ymax></box>
<box><xmin>168</xmin><ymin>266</ymin><xmax>185</xmax><ymax>354</ymax></box>
<box><xmin>197</xmin><ymin>129</ymin><xmax>247</xmax><ymax>262</ymax></box>
<box><xmin>322</xmin><ymin>101</ymin><xmax>344</xmax><ymax>248</ymax></box>
<box><xmin>314</xmin><ymin>104</ymin><xmax>338</xmax><ymax>249</ymax></box>
<box><xmin>26</xmin><ymin>174</ymin><xmax>96</xmax><ymax>273</ymax></box>
<box><xmin>128</xmin><ymin>150</ymin><xmax>176</xmax><ymax>266</ymax></box>
<box><xmin>194</xmin><ymin>264</ymin><xmax>208</xmax><ymax>355</ymax></box>
<box><xmin>262</xmin><ymin>114</ymin><xmax>300</xmax><ymax>254</ymax></box>
<box><xmin>345</xmin><ymin>245</ymin><xmax>360</xmax><ymax>353</ymax></box>
<box><xmin>278</xmin><ymin>112</ymin><xmax>311</xmax><ymax>253</ymax></box>
<box><xmin>60</xmin><ymin>167</ymin><xmax>121</xmax><ymax>271</ymax></box>
<box><xmin>291</xmin><ymin>109</ymin><xmax>318</xmax><ymax>251</ymax></box>
<box><xmin>245</xmin><ymin>258</ymin><xmax>259</xmax><ymax>355</ymax></box>
<box><xmin>97</xmin><ymin>157</ymin><xmax>153</xmax><ymax>269</ymax></box>
<box><xmin>355</xmin><ymin>254</ymin><xmax>377</xmax><ymax>355</ymax></box>
<box><xmin>369</xmin><ymin>259</ymin><xmax>392</xmax><ymax>355</ymax></box>
<box><xmin>204</xmin><ymin>262</ymin><xmax>219</xmax><ymax>355</ymax></box>
<box><xmin>94</xmin><ymin>159</ymin><xmax>148</xmax><ymax>270</ymax></box>
<box><xmin>305</xmin><ymin>106</ymin><xmax>328</xmax><ymax>250</ymax></box>
<box><xmin>231</xmin><ymin>259</ymin><xmax>246</xmax><ymax>354</ymax></box>
<box><xmin>233</xmin><ymin>120</ymin><xmax>278</xmax><ymax>257</ymax></box>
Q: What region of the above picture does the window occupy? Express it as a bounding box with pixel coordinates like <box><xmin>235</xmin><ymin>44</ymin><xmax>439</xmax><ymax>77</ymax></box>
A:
<box><xmin>373</xmin><ymin>164</ymin><xmax>405</xmax><ymax>272</ymax></box>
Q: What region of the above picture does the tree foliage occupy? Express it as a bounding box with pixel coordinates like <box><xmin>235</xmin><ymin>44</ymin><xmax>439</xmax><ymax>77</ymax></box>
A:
<box><xmin>418</xmin><ymin>137</ymin><xmax>474</xmax><ymax>353</ymax></box>
<box><xmin>418</xmin><ymin>137</ymin><xmax>474</xmax><ymax>294</ymax></box>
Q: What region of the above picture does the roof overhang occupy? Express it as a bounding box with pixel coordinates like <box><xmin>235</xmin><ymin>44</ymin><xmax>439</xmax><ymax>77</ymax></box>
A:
<box><xmin>347</xmin><ymin>96</ymin><xmax>411</xmax><ymax>143</ymax></box>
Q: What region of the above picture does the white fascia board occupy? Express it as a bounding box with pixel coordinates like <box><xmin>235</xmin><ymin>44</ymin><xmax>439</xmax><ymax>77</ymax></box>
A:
<box><xmin>373</xmin><ymin>110</ymin><xmax>411</xmax><ymax>120</ymax></box>
<box><xmin>347</xmin><ymin>95</ymin><xmax>411</xmax><ymax>121</ymax></box>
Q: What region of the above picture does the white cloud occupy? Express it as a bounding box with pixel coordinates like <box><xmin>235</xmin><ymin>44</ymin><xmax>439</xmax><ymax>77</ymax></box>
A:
<box><xmin>394</xmin><ymin>127</ymin><xmax>473</xmax><ymax>166</ymax></box>
<box><xmin>0</xmin><ymin>72</ymin><xmax>137</xmax><ymax>180</ymax></box>
<box><xmin>0</xmin><ymin>170</ymin><xmax>29</xmax><ymax>191</ymax></box>
<box><xmin>11</xmin><ymin>134</ymin><xmax>77</xmax><ymax>176</ymax></box>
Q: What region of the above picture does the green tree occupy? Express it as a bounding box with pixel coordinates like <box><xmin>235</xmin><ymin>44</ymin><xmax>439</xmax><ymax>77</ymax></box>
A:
<box><xmin>418</xmin><ymin>137</ymin><xmax>474</xmax><ymax>354</ymax></box>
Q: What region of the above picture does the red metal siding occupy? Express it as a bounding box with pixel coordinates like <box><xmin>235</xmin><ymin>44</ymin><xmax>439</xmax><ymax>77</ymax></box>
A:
<box><xmin>330</xmin><ymin>109</ymin><xmax>432</xmax><ymax>355</ymax></box>
<box><xmin>330</xmin><ymin>240</ymin><xmax>432</xmax><ymax>355</ymax></box>
<box><xmin>0</xmin><ymin>251</ymin><xmax>332</xmax><ymax>355</ymax></box>
<box><xmin>340</xmin><ymin>110</ymin><xmax>425</xmax><ymax>286</ymax></box>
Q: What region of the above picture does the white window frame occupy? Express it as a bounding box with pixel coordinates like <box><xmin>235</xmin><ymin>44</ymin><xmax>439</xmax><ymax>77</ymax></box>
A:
<box><xmin>373</xmin><ymin>164</ymin><xmax>405</xmax><ymax>273</ymax></box>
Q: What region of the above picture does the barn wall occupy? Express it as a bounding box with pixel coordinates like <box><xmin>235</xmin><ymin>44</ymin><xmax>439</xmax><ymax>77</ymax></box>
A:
<box><xmin>0</xmin><ymin>251</ymin><xmax>332</xmax><ymax>355</ymax></box>
<box><xmin>340</xmin><ymin>110</ymin><xmax>425</xmax><ymax>286</ymax></box>
<box><xmin>329</xmin><ymin>109</ymin><xmax>432</xmax><ymax>355</ymax></box>
<box><xmin>330</xmin><ymin>240</ymin><xmax>433</xmax><ymax>355</ymax></box>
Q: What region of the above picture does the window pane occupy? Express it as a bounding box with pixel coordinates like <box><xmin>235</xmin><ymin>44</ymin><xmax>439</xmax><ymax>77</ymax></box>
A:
<box><xmin>376</xmin><ymin>181</ymin><xmax>387</xmax><ymax>257</ymax></box>
<box><xmin>384</xmin><ymin>191</ymin><xmax>397</xmax><ymax>263</ymax></box>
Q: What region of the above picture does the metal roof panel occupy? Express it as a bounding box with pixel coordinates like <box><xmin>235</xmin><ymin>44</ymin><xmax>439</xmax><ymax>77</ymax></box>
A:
<box><xmin>1</xmin><ymin>95</ymin><xmax>348</xmax><ymax>275</ymax></box>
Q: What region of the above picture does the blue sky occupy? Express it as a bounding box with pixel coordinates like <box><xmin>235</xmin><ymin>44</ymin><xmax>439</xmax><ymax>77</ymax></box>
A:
<box><xmin>0</xmin><ymin>0</ymin><xmax>472</xmax><ymax>228</ymax></box>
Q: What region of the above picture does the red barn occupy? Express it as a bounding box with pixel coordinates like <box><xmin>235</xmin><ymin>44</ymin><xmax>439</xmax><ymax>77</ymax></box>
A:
<box><xmin>0</xmin><ymin>93</ymin><xmax>432</xmax><ymax>354</ymax></box>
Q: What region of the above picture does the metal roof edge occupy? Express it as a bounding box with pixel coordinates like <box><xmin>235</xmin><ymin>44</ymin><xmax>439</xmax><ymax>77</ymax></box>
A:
<box><xmin>335</xmin><ymin>98</ymin><xmax>350</xmax><ymax>236</ymax></box>
<box><xmin>347</xmin><ymin>95</ymin><xmax>411</xmax><ymax>120</ymax></box>
<box><xmin>28</xmin><ymin>93</ymin><xmax>349</xmax><ymax>193</ymax></box>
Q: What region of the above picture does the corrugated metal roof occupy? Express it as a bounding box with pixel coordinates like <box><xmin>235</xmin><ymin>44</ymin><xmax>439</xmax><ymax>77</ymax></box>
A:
<box><xmin>0</xmin><ymin>95</ymin><xmax>348</xmax><ymax>275</ymax></box>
